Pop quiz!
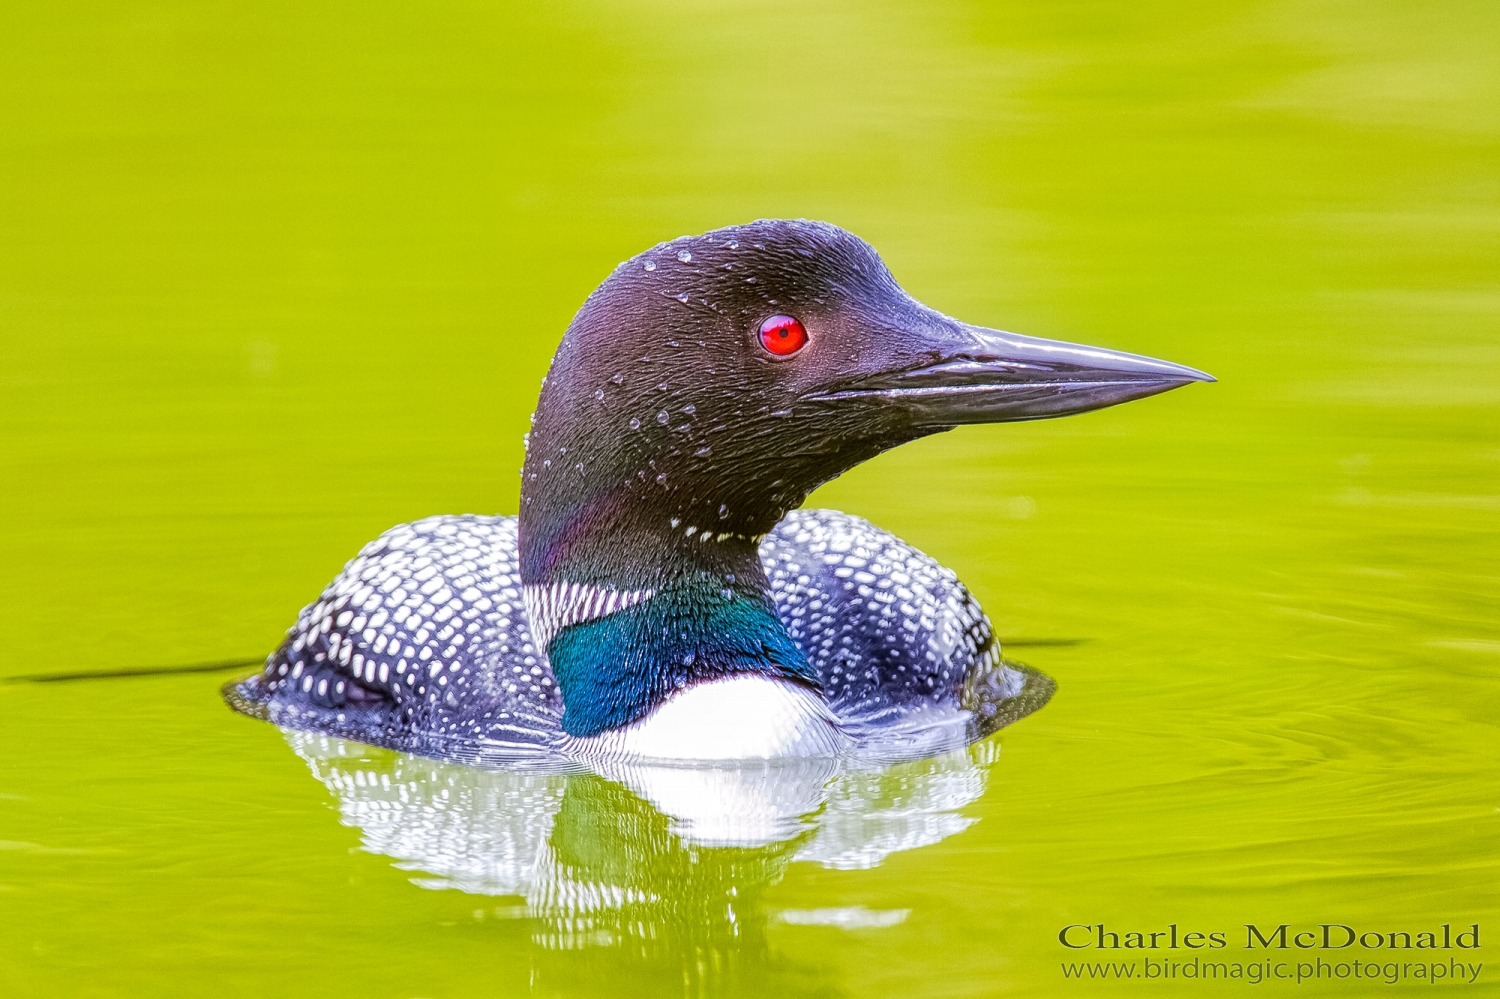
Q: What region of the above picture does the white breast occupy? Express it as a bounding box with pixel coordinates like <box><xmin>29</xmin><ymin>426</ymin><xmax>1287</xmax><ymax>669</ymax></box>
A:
<box><xmin>567</xmin><ymin>675</ymin><xmax>850</xmax><ymax>761</ymax></box>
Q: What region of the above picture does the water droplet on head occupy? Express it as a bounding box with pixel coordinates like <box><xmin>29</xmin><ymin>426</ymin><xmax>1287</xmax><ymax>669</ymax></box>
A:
<box><xmin>611</xmin><ymin>373</ymin><xmax>625</xmax><ymax>384</ymax></box>
<box><xmin>681</xmin><ymin>404</ymin><xmax>695</xmax><ymax>414</ymax></box>
<box><xmin>643</xmin><ymin>260</ymin><xmax>656</xmax><ymax>271</ymax></box>
<box><xmin>745</xmin><ymin>277</ymin><xmax>757</xmax><ymax>284</ymax></box>
<box><xmin>655</xmin><ymin>473</ymin><xmax>668</xmax><ymax>486</ymax></box>
<box><xmin>728</xmin><ymin>241</ymin><xmax>738</xmax><ymax>250</ymax></box>
<box><xmin>628</xmin><ymin>417</ymin><xmax>641</xmax><ymax>430</ymax></box>
<box><xmin>675</xmin><ymin>293</ymin><xmax>689</xmax><ymax>303</ymax></box>
<box><xmin>593</xmin><ymin>389</ymin><xmax>604</xmax><ymax>401</ymax></box>
<box><xmin>656</xmin><ymin>411</ymin><xmax>669</xmax><ymax>424</ymax></box>
<box><xmin>677</xmin><ymin>250</ymin><xmax>692</xmax><ymax>262</ymax></box>
<box><xmin>718</xmin><ymin>504</ymin><xmax>729</xmax><ymax>518</ymax></box>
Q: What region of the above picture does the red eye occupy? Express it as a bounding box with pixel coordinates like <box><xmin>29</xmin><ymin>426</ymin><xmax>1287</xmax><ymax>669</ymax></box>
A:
<box><xmin>758</xmin><ymin>315</ymin><xmax>808</xmax><ymax>356</ymax></box>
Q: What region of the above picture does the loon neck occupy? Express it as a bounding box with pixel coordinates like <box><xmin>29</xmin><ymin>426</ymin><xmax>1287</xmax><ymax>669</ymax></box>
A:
<box><xmin>519</xmin><ymin>504</ymin><xmax>817</xmax><ymax>739</ymax></box>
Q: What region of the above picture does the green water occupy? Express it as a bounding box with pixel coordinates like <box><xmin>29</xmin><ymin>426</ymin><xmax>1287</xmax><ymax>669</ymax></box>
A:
<box><xmin>2</xmin><ymin>1</ymin><xmax>1497</xmax><ymax>995</ymax></box>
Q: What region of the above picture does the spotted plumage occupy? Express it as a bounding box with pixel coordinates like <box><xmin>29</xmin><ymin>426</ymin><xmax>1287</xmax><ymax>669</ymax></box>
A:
<box><xmin>232</xmin><ymin>509</ymin><xmax>1006</xmax><ymax>763</ymax></box>
<box><xmin>759</xmin><ymin>509</ymin><xmax>996</xmax><ymax>728</ymax></box>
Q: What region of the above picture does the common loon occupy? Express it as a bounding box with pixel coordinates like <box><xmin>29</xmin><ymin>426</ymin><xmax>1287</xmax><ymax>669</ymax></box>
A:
<box><xmin>227</xmin><ymin>219</ymin><xmax>1211</xmax><ymax>763</ymax></box>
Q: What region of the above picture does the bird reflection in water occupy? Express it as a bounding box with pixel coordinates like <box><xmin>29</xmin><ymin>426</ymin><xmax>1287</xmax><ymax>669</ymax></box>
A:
<box><xmin>281</xmin><ymin>663</ymin><xmax>1050</xmax><ymax>996</ymax></box>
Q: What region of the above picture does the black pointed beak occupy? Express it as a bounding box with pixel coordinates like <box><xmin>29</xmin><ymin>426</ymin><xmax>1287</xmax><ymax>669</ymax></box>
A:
<box><xmin>812</xmin><ymin>324</ymin><xmax>1214</xmax><ymax>426</ymax></box>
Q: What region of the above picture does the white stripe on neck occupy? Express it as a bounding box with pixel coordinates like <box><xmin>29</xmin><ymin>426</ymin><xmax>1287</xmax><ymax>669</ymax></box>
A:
<box><xmin>523</xmin><ymin>581</ymin><xmax>655</xmax><ymax>651</ymax></box>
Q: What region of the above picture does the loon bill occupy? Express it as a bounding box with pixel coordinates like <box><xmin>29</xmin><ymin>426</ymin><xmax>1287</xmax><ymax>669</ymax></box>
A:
<box><xmin>227</xmin><ymin>219</ymin><xmax>1211</xmax><ymax>764</ymax></box>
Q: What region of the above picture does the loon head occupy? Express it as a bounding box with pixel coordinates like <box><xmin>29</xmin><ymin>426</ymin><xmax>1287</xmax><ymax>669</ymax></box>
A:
<box><xmin>519</xmin><ymin>219</ymin><xmax>1211</xmax><ymax>738</ymax></box>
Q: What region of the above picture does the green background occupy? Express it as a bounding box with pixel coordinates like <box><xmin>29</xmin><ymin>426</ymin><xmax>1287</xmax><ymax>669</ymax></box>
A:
<box><xmin>2</xmin><ymin>0</ymin><xmax>1496</xmax><ymax>995</ymax></box>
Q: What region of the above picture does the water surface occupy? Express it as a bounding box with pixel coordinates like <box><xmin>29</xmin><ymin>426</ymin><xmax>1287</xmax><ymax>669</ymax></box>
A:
<box><xmin>2</xmin><ymin>1</ymin><xmax>1497</xmax><ymax>996</ymax></box>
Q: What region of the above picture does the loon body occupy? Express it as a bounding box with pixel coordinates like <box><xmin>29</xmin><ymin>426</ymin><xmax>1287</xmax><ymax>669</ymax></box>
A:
<box><xmin>229</xmin><ymin>220</ymin><xmax>1210</xmax><ymax>763</ymax></box>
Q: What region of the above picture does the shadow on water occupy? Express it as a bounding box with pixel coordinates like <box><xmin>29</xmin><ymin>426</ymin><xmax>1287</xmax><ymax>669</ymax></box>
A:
<box><xmin>2</xmin><ymin>657</ymin><xmax>266</xmax><ymax>683</ymax></box>
<box><xmin>279</xmin><ymin>664</ymin><xmax>1053</xmax><ymax>997</ymax></box>
<box><xmin>0</xmin><ymin>642</ymin><xmax>1079</xmax><ymax>683</ymax></box>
